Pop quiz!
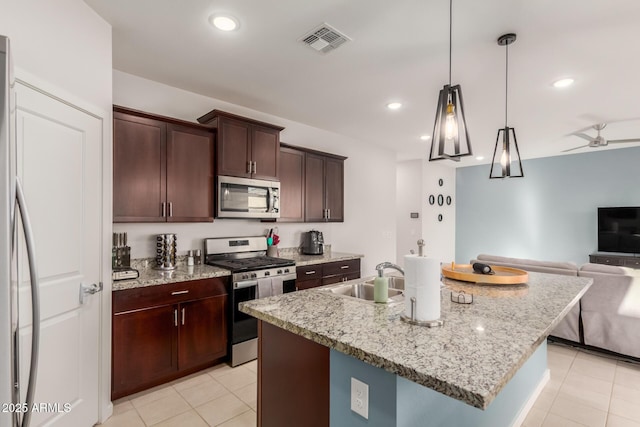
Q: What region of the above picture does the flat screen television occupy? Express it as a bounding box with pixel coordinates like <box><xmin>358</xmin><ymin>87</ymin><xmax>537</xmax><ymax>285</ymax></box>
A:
<box><xmin>598</xmin><ymin>207</ymin><xmax>640</xmax><ymax>254</ymax></box>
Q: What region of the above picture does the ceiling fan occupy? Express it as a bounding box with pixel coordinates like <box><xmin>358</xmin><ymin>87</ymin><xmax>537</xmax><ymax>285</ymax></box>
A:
<box><xmin>563</xmin><ymin>124</ymin><xmax>640</xmax><ymax>152</ymax></box>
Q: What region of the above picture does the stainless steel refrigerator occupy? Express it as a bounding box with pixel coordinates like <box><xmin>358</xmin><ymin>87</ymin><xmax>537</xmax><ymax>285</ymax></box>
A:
<box><xmin>1</xmin><ymin>35</ymin><xmax>41</xmax><ymax>427</ymax></box>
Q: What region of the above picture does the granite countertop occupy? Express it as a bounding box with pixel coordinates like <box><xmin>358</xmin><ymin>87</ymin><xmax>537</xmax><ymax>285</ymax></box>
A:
<box><xmin>112</xmin><ymin>249</ymin><xmax>363</xmax><ymax>291</ymax></box>
<box><xmin>112</xmin><ymin>259</ymin><xmax>231</xmax><ymax>291</ymax></box>
<box><xmin>240</xmin><ymin>272</ymin><xmax>592</xmax><ymax>409</ymax></box>
<box><xmin>278</xmin><ymin>248</ymin><xmax>364</xmax><ymax>266</ymax></box>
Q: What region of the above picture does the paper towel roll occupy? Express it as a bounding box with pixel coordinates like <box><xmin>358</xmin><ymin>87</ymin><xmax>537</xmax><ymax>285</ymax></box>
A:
<box><xmin>404</xmin><ymin>254</ymin><xmax>441</xmax><ymax>321</ymax></box>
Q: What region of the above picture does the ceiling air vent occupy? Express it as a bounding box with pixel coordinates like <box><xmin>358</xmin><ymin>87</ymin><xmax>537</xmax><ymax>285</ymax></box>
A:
<box><xmin>300</xmin><ymin>23</ymin><xmax>351</xmax><ymax>54</ymax></box>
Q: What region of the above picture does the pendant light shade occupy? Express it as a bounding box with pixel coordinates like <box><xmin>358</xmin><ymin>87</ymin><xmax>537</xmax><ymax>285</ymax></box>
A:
<box><xmin>490</xmin><ymin>33</ymin><xmax>524</xmax><ymax>178</ymax></box>
<box><xmin>429</xmin><ymin>84</ymin><xmax>472</xmax><ymax>161</ymax></box>
<box><xmin>429</xmin><ymin>0</ymin><xmax>472</xmax><ymax>162</ymax></box>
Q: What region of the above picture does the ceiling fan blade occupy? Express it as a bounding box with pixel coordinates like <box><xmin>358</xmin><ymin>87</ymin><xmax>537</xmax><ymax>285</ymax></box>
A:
<box><xmin>573</xmin><ymin>132</ymin><xmax>596</xmax><ymax>142</ymax></box>
<box><xmin>562</xmin><ymin>144</ymin><xmax>591</xmax><ymax>152</ymax></box>
<box><xmin>607</xmin><ymin>138</ymin><xmax>640</xmax><ymax>144</ymax></box>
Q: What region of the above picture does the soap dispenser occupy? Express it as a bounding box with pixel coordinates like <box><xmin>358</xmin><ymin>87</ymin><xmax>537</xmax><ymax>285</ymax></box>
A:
<box><xmin>373</xmin><ymin>268</ymin><xmax>389</xmax><ymax>303</ymax></box>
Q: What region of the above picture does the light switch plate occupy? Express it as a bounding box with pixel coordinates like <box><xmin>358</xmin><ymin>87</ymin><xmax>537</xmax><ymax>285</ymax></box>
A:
<box><xmin>350</xmin><ymin>377</ymin><xmax>369</xmax><ymax>419</ymax></box>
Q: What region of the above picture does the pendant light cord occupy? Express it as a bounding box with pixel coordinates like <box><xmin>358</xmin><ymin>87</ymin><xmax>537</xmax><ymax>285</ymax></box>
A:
<box><xmin>448</xmin><ymin>0</ymin><xmax>453</xmax><ymax>87</ymax></box>
<box><xmin>505</xmin><ymin>42</ymin><xmax>509</xmax><ymax>128</ymax></box>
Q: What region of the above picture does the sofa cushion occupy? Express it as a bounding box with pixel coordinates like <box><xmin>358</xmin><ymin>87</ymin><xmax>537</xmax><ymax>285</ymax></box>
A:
<box><xmin>472</xmin><ymin>255</ymin><xmax>578</xmax><ymax>276</ymax></box>
<box><xmin>477</xmin><ymin>254</ymin><xmax>578</xmax><ymax>271</ymax></box>
<box><xmin>579</xmin><ymin>263</ymin><xmax>626</xmax><ymax>275</ymax></box>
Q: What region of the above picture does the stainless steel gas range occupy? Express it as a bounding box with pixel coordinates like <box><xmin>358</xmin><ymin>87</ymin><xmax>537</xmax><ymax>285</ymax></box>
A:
<box><xmin>204</xmin><ymin>236</ymin><xmax>296</xmax><ymax>366</ymax></box>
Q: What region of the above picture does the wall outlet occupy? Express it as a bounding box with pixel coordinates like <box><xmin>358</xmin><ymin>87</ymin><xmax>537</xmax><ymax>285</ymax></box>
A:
<box><xmin>350</xmin><ymin>377</ymin><xmax>369</xmax><ymax>419</ymax></box>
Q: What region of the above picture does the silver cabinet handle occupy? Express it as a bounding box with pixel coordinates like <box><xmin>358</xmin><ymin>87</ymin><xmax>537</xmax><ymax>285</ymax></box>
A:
<box><xmin>305</xmin><ymin>270</ymin><xmax>316</xmax><ymax>275</ymax></box>
<box><xmin>181</xmin><ymin>308</ymin><xmax>185</xmax><ymax>325</ymax></box>
<box><xmin>327</xmin><ymin>209</ymin><xmax>331</xmax><ymax>220</ymax></box>
<box><xmin>161</xmin><ymin>202</ymin><xmax>166</xmax><ymax>217</ymax></box>
<box><xmin>169</xmin><ymin>202</ymin><xmax>173</xmax><ymax>217</ymax></box>
<box><xmin>15</xmin><ymin>177</ymin><xmax>40</xmax><ymax>427</ymax></box>
<box><xmin>247</xmin><ymin>161</ymin><xmax>252</xmax><ymax>173</ymax></box>
<box><xmin>252</xmin><ymin>161</ymin><xmax>257</xmax><ymax>174</ymax></box>
<box><xmin>340</xmin><ymin>265</ymin><xmax>349</xmax><ymax>270</ymax></box>
<box><xmin>79</xmin><ymin>282</ymin><xmax>103</xmax><ymax>304</ymax></box>
<box><xmin>174</xmin><ymin>309</ymin><xmax>178</xmax><ymax>327</ymax></box>
<box><xmin>171</xmin><ymin>290</ymin><xmax>189</xmax><ymax>296</ymax></box>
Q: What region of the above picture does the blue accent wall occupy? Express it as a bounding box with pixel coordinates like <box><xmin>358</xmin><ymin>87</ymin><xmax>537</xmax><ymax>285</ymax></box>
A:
<box><xmin>455</xmin><ymin>147</ymin><xmax>640</xmax><ymax>265</ymax></box>
<box><xmin>330</xmin><ymin>350</ymin><xmax>397</xmax><ymax>427</ymax></box>
<box><xmin>330</xmin><ymin>342</ymin><xmax>547</xmax><ymax>426</ymax></box>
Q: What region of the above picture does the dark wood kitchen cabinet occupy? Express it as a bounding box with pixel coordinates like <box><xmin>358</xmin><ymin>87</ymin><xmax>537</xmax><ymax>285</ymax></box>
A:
<box><xmin>296</xmin><ymin>258</ymin><xmax>361</xmax><ymax>290</ymax></box>
<box><xmin>113</xmin><ymin>106</ymin><xmax>214</xmax><ymax>222</ymax></box>
<box><xmin>197</xmin><ymin>109</ymin><xmax>284</xmax><ymax>181</ymax></box>
<box><xmin>277</xmin><ymin>145</ymin><xmax>306</xmax><ymax>222</ymax></box>
<box><xmin>305</xmin><ymin>152</ymin><xmax>345</xmax><ymax>222</ymax></box>
<box><xmin>258</xmin><ymin>321</ymin><xmax>329</xmax><ymax>427</ymax></box>
<box><xmin>112</xmin><ymin>277</ymin><xmax>228</xmax><ymax>400</ymax></box>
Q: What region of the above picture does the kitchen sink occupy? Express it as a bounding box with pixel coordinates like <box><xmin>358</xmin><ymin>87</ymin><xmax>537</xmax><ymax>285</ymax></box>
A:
<box><xmin>364</xmin><ymin>276</ymin><xmax>404</xmax><ymax>290</ymax></box>
<box><xmin>324</xmin><ymin>282</ymin><xmax>404</xmax><ymax>304</ymax></box>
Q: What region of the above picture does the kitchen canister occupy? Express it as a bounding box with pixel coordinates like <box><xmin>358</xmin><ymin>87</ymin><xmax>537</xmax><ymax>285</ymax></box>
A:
<box><xmin>155</xmin><ymin>233</ymin><xmax>177</xmax><ymax>270</ymax></box>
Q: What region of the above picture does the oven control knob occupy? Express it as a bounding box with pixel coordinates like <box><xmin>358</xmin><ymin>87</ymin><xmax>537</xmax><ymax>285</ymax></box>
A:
<box><xmin>265</xmin><ymin>271</ymin><xmax>270</xmax><ymax>276</ymax></box>
<box><xmin>243</xmin><ymin>274</ymin><xmax>249</xmax><ymax>280</ymax></box>
<box><xmin>284</xmin><ymin>268</ymin><xmax>289</xmax><ymax>273</ymax></box>
<box><xmin>251</xmin><ymin>273</ymin><xmax>257</xmax><ymax>279</ymax></box>
<box><xmin>277</xmin><ymin>269</ymin><xmax>282</xmax><ymax>274</ymax></box>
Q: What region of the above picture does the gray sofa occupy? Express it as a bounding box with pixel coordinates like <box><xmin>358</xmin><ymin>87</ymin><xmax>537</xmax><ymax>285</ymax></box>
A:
<box><xmin>471</xmin><ymin>254</ymin><xmax>640</xmax><ymax>360</ymax></box>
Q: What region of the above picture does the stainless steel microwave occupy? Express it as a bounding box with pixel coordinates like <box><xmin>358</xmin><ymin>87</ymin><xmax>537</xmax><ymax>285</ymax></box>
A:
<box><xmin>217</xmin><ymin>176</ymin><xmax>280</xmax><ymax>219</ymax></box>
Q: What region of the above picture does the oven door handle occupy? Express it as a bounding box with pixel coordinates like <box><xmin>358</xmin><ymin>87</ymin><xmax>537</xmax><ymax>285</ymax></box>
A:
<box><xmin>234</xmin><ymin>280</ymin><xmax>258</xmax><ymax>290</ymax></box>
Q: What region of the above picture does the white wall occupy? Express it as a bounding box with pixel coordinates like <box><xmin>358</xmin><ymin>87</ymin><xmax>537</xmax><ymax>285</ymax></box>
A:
<box><xmin>396</xmin><ymin>160</ymin><xmax>423</xmax><ymax>263</ymax></box>
<box><xmin>0</xmin><ymin>0</ymin><xmax>112</xmax><ymax>110</ymax></box>
<box><xmin>422</xmin><ymin>161</ymin><xmax>456</xmax><ymax>263</ymax></box>
<box><xmin>395</xmin><ymin>160</ymin><xmax>456</xmax><ymax>266</ymax></box>
<box><xmin>112</xmin><ymin>71</ymin><xmax>397</xmax><ymax>275</ymax></box>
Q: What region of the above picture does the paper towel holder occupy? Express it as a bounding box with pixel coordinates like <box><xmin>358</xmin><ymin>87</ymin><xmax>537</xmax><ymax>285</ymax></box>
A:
<box><xmin>401</xmin><ymin>297</ymin><xmax>444</xmax><ymax>327</ymax></box>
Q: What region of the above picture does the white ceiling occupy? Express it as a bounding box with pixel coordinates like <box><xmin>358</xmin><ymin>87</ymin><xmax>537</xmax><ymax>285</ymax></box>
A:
<box><xmin>85</xmin><ymin>0</ymin><xmax>640</xmax><ymax>165</ymax></box>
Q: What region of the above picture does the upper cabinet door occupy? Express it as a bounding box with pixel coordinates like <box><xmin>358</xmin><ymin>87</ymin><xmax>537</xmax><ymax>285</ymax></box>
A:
<box><xmin>278</xmin><ymin>147</ymin><xmax>305</xmax><ymax>222</ymax></box>
<box><xmin>217</xmin><ymin>117</ymin><xmax>252</xmax><ymax>178</ymax></box>
<box><xmin>113</xmin><ymin>112</ymin><xmax>166</xmax><ymax>222</ymax></box>
<box><xmin>304</xmin><ymin>153</ymin><xmax>326</xmax><ymax>222</ymax></box>
<box><xmin>325</xmin><ymin>157</ymin><xmax>344</xmax><ymax>222</ymax></box>
<box><xmin>166</xmin><ymin>124</ymin><xmax>214</xmax><ymax>222</ymax></box>
<box><xmin>251</xmin><ymin>125</ymin><xmax>280</xmax><ymax>181</ymax></box>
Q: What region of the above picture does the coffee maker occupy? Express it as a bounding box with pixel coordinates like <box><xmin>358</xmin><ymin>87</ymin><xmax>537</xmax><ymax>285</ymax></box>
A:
<box><xmin>302</xmin><ymin>230</ymin><xmax>324</xmax><ymax>255</ymax></box>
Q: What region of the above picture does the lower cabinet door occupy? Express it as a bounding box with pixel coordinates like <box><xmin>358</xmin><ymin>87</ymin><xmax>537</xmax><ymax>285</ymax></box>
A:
<box><xmin>179</xmin><ymin>295</ymin><xmax>228</xmax><ymax>370</ymax></box>
<box><xmin>112</xmin><ymin>304</ymin><xmax>178</xmax><ymax>399</ymax></box>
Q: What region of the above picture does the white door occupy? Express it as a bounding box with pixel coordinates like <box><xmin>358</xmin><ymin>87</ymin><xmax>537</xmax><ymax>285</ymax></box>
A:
<box><xmin>15</xmin><ymin>82</ymin><xmax>102</xmax><ymax>427</ymax></box>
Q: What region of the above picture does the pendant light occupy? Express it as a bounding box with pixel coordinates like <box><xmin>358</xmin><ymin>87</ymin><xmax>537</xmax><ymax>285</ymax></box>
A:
<box><xmin>429</xmin><ymin>0</ymin><xmax>472</xmax><ymax>162</ymax></box>
<box><xmin>490</xmin><ymin>33</ymin><xmax>524</xmax><ymax>178</ymax></box>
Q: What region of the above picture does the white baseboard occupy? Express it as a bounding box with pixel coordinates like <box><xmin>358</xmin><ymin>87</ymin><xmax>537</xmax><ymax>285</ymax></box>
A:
<box><xmin>512</xmin><ymin>368</ymin><xmax>550</xmax><ymax>427</ymax></box>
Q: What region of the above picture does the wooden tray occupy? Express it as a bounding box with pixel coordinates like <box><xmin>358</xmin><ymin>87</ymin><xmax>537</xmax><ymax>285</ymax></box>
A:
<box><xmin>441</xmin><ymin>263</ymin><xmax>528</xmax><ymax>285</ymax></box>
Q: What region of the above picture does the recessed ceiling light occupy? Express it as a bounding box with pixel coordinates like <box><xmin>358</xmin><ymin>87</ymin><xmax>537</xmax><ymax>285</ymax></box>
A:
<box><xmin>386</xmin><ymin>102</ymin><xmax>402</xmax><ymax>110</ymax></box>
<box><xmin>553</xmin><ymin>78</ymin><xmax>574</xmax><ymax>88</ymax></box>
<box><xmin>475</xmin><ymin>156</ymin><xmax>485</xmax><ymax>161</ymax></box>
<box><xmin>420</xmin><ymin>135</ymin><xmax>431</xmax><ymax>141</ymax></box>
<box><xmin>209</xmin><ymin>14</ymin><xmax>239</xmax><ymax>31</ymax></box>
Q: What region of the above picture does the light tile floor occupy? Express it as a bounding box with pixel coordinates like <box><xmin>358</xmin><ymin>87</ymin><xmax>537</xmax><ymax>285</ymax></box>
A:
<box><xmin>523</xmin><ymin>342</ymin><xmax>640</xmax><ymax>427</ymax></box>
<box><xmin>99</xmin><ymin>361</ymin><xmax>257</xmax><ymax>427</ymax></box>
<box><xmin>99</xmin><ymin>342</ymin><xmax>640</xmax><ymax>427</ymax></box>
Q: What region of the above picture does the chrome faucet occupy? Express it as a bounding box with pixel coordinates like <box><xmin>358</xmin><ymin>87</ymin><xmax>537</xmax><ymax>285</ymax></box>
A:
<box><xmin>375</xmin><ymin>262</ymin><xmax>405</xmax><ymax>277</ymax></box>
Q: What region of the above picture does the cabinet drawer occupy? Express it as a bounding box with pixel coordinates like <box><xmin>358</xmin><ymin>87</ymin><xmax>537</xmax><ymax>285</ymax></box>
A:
<box><xmin>323</xmin><ymin>259</ymin><xmax>361</xmax><ymax>276</ymax></box>
<box><xmin>297</xmin><ymin>278</ymin><xmax>323</xmax><ymax>290</ymax></box>
<box><xmin>623</xmin><ymin>258</ymin><xmax>640</xmax><ymax>268</ymax></box>
<box><xmin>114</xmin><ymin>278</ymin><xmax>228</xmax><ymax>314</ymax></box>
<box><xmin>297</xmin><ymin>265</ymin><xmax>323</xmax><ymax>281</ymax></box>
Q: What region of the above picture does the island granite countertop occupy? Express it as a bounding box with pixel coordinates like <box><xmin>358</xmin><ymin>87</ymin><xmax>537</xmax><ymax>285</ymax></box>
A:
<box><xmin>240</xmin><ymin>272</ymin><xmax>592</xmax><ymax>409</ymax></box>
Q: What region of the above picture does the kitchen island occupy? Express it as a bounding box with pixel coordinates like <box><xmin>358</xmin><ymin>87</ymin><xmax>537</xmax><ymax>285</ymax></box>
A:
<box><xmin>240</xmin><ymin>272</ymin><xmax>592</xmax><ymax>427</ymax></box>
